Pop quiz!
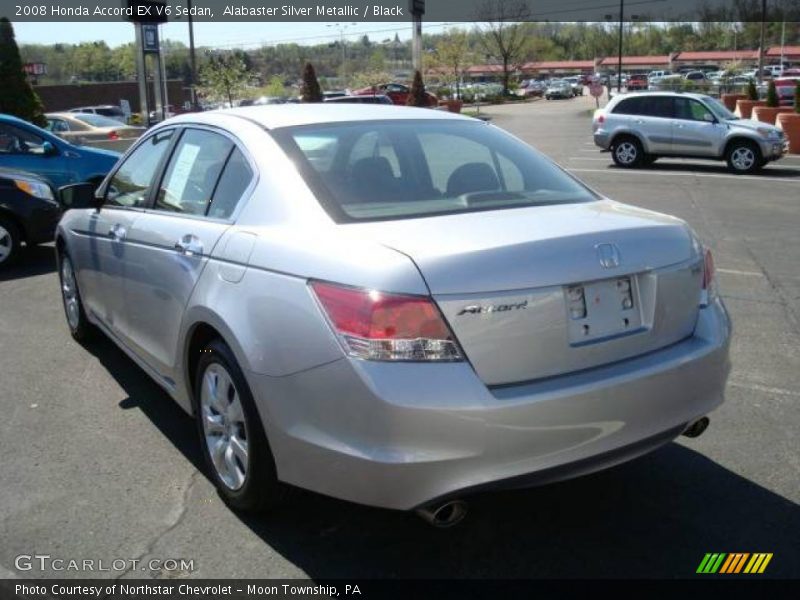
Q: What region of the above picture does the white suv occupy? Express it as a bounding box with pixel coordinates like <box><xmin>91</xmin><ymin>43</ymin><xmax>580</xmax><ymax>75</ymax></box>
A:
<box><xmin>593</xmin><ymin>92</ymin><xmax>786</xmax><ymax>174</ymax></box>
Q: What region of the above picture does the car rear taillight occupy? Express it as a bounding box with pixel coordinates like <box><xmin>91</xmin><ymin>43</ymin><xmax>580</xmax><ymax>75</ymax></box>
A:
<box><xmin>700</xmin><ymin>248</ymin><xmax>718</xmax><ymax>306</ymax></box>
<box><xmin>597</xmin><ymin>114</ymin><xmax>605</xmax><ymax>124</ymax></box>
<box><xmin>310</xmin><ymin>281</ymin><xmax>463</xmax><ymax>361</ymax></box>
<box><xmin>108</xmin><ymin>131</ymin><xmax>119</xmax><ymax>140</ymax></box>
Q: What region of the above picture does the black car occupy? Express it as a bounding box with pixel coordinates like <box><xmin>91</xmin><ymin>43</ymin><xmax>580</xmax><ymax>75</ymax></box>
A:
<box><xmin>0</xmin><ymin>168</ymin><xmax>61</xmax><ymax>267</ymax></box>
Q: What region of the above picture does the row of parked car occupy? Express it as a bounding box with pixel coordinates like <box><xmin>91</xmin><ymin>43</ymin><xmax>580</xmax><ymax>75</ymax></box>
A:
<box><xmin>518</xmin><ymin>77</ymin><xmax>585</xmax><ymax>99</ymax></box>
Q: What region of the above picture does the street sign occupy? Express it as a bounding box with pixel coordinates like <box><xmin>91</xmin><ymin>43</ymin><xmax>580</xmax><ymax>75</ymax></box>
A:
<box><xmin>23</xmin><ymin>62</ymin><xmax>47</xmax><ymax>76</ymax></box>
<box><xmin>590</xmin><ymin>83</ymin><xmax>604</xmax><ymax>98</ymax></box>
<box><xmin>142</xmin><ymin>24</ymin><xmax>160</xmax><ymax>54</ymax></box>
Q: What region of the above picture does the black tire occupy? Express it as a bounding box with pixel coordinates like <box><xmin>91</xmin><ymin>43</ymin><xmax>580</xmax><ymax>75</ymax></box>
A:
<box><xmin>612</xmin><ymin>136</ymin><xmax>644</xmax><ymax>168</ymax></box>
<box><xmin>57</xmin><ymin>250</ymin><xmax>96</xmax><ymax>342</ymax></box>
<box><xmin>725</xmin><ymin>140</ymin><xmax>762</xmax><ymax>174</ymax></box>
<box><xmin>0</xmin><ymin>215</ymin><xmax>22</xmax><ymax>268</ymax></box>
<box><xmin>194</xmin><ymin>339</ymin><xmax>287</xmax><ymax>512</ymax></box>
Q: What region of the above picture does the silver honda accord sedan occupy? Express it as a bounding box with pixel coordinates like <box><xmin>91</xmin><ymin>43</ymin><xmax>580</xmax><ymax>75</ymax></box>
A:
<box><xmin>55</xmin><ymin>105</ymin><xmax>731</xmax><ymax>522</ymax></box>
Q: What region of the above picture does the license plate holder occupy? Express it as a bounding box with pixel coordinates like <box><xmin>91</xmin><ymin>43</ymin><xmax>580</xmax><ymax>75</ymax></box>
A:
<box><xmin>565</xmin><ymin>276</ymin><xmax>643</xmax><ymax>346</ymax></box>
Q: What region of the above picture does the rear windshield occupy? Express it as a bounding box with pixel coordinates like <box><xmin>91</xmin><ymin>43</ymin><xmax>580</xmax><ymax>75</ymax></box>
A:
<box><xmin>272</xmin><ymin>120</ymin><xmax>596</xmax><ymax>222</ymax></box>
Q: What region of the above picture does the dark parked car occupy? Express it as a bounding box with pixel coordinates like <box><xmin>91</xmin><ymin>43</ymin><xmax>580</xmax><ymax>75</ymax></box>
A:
<box><xmin>0</xmin><ymin>114</ymin><xmax>120</xmax><ymax>190</ymax></box>
<box><xmin>0</xmin><ymin>168</ymin><xmax>61</xmax><ymax>266</ymax></box>
<box><xmin>627</xmin><ymin>74</ymin><xmax>649</xmax><ymax>90</ymax></box>
<box><xmin>324</xmin><ymin>94</ymin><xmax>393</xmax><ymax>104</ymax></box>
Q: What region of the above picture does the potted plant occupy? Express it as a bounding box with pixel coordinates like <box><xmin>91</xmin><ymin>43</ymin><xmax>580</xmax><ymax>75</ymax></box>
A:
<box><xmin>735</xmin><ymin>80</ymin><xmax>765</xmax><ymax>119</ymax></box>
<box><xmin>776</xmin><ymin>81</ymin><xmax>800</xmax><ymax>154</ymax></box>
<box><xmin>753</xmin><ymin>80</ymin><xmax>792</xmax><ymax>124</ymax></box>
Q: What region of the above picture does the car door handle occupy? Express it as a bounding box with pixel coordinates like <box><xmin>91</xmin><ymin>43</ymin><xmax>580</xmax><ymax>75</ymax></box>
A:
<box><xmin>634</xmin><ymin>119</ymin><xmax>644</xmax><ymax>125</ymax></box>
<box><xmin>174</xmin><ymin>235</ymin><xmax>203</xmax><ymax>256</ymax></box>
<box><xmin>108</xmin><ymin>224</ymin><xmax>126</xmax><ymax>241</ymax></box>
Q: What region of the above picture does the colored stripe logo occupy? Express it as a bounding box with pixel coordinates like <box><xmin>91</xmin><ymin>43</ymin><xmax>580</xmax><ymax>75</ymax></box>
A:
<box><xmin>697</xmin><ymin>553</ymin><xmax>773</xmax><ymax>574</ymax></box>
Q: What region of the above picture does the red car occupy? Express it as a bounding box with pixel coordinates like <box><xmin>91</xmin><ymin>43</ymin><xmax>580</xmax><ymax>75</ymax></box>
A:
<box><xmin>626</xmin><ymin>74</ymin><xmax>649</xmax><ymax>91</ymax></box>
<box><xmin>774</xmin><ymin>77</ymin><xmax>799</xmax><ymax>107</ymax></box>
<box><xmin>351</xmin><ymin>82</ymin><xmax>438</xmax><ymax>107</ymax></box>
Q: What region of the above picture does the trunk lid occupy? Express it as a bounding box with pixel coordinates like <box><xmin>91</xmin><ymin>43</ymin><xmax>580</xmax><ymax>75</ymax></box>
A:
<box><xmin>347</xmin><ymin>200</ymin><xmax>703</xmax><ymax>385</ymax></box>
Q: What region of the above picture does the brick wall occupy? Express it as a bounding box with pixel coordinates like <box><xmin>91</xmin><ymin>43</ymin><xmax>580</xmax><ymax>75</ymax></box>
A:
<box><xmin>34</xmin><ymin>80</ymin><xmax>190</xmax><ymax>113</ymax></box>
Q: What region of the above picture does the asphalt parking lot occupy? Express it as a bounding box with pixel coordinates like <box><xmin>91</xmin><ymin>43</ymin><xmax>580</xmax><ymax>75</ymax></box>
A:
<box><xmin>1</xmin><ymin>95</ymin><xmax>798</xmax><ymax>580</ymax></box>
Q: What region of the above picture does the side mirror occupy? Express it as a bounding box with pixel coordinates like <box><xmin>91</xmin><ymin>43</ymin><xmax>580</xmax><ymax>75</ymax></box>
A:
<box><xmin>59</xmin><ymin>182</ymin><xmax>101</xmax><ymax>210</ymax></box>
<box><xmin>42</xmin><ymin>141</ymin><xmax>58</xmax><ymax>156</ymax></box>
<box><xmin>702</xmin><ymin>112</ymin><xmax>716</xmax><ymax>123</ymax></box>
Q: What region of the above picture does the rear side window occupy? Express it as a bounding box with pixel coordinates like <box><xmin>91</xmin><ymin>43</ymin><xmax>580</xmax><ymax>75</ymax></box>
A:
<box><xmin>613</xmin><ymin>96</ymin><xmax>673</xmax><ymax>118</ymax></box>
<box><xmin>156</xmin><ymin>129</ymin><xmax>233</xmax><ymax>216</ymax></box>
<box><xmin>612</xmin><ymin>97</ymin><xmax>642</xmax><ymax>115</ymax></box>
<box><xmin>207</xmin><ymin>148</ymin><xmax>254</xmax><ymax>219</ymax></box>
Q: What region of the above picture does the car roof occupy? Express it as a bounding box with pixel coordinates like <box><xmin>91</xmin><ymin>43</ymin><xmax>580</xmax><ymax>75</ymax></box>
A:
<box><xmin>163</xmin><ymin>104</ymin><xmax>469</xmax><ymax>130</ymax></box>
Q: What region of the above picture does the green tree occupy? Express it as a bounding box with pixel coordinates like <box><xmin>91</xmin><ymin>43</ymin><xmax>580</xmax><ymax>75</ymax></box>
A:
<box><xmin>434</xmin><ymin>29</ymin><xmax>470</xmax><ymax>97</ymax></box>
<box><xmin>0</xmin><ymin>18</ymin><xmax>46</xmax><ymax>126</ymax></box>
<box><xmin>199</xmin><ymin>51</ymin><xmax>251</xmax><ymax>107</ymax></box>
<box><xmin>406</xmin><ymin>70</ymin><xmax>428</xmax><ymax>107</ymax></box>
<box><xmin>475</xmin><ymin>0</ymin><xmax>531</xmax><ymax>95</ymax></box>
<box><xmin>300</xmin><ymin>62</ymin><xmax>323</xmax><ymax>103</ymax></box>
<box><xmin>264</xmin><ymin>75</ymin><xmax>286</xmax><ymax>98</ymax></box>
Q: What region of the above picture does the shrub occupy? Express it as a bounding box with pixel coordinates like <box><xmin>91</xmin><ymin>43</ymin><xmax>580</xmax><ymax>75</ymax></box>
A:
<box><xmin>0</xmin><ymin>18</ymin><xmax>46</xmax><ymax>126</ymax></box>
<box><xmin>766</xmin><ymin>79</ymin><xmax>779</xmax><ymax>108</ymax></box>
<box><xmin>747</xmin><ymin>80</ymin><xmax>758</xmax><ymax>101</ymax></box>
<box><xmin>300</xmin><ymin>62</ymin><xmax>322</xmax><ymax>103</ymax></box>
<box><xmin>406</xmin><ymin>70</ymin><xmax>428</xmax><ymax>107</ymax></box>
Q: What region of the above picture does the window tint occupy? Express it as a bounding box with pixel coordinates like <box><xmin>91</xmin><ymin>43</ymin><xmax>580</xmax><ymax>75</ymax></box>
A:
<box><xmin>274</xmin><ymin>120</ymin><xmax>596</xmax><ymax>222</ymax></box>
<box><xmin>156</xmin><ymin>129</ymin><xmax>233</xmax><ymax>216</ymax></box>
<box><xmin>47</xmin><ymin>119</ymin><xmax>70</xmax><ymax>133</ymax></box>
<box><xmin>638</xmin><ymin>96</ymin><xmax>674</xmax><ymax>118</ymax></box>
<box><xmin>675</xmin><ymin>98</ymin><xmax>714</xmax><ymax>121</ymax></box>
<box><xmin>613</xmin><ymin>97</ymin><xmax>641</xmax><ymax>115</ymax></box>
<box><xmin>0</xmin><ymin>123</ymin><xmax>46</xmax><ymax>155</ymax></box>
<box><xmin>207</xmin><ymin>148</ymin><xmax>254</xmax><ymax>219</ymax></box>
<box><xmin>105</xmin><ymin>129</ymin><xmax>174</xmax><ymax>208</ymax></box>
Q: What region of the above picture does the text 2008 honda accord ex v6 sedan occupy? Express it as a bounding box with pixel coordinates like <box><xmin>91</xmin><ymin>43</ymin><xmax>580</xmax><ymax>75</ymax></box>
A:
<box><xmin>55</xmin><ymin>105</ymin><xmax>730</xmax><ymax>526</ymax></box>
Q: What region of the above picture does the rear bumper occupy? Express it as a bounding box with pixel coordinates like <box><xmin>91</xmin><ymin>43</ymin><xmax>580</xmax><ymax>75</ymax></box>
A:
<box><xmin>593</xmin><ymin>130</ymin><xmax>611</xmax><ymax>149</ymax></box>
<box><xmin>250</xmin><ymin>298</ymin><xmax>731</xmax><ymax>510</ymax></box>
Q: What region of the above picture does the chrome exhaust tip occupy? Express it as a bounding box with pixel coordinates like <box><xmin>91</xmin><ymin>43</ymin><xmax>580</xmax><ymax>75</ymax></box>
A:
<box><xmin>415</xmin><ymin>500</ymin><xmax>468</xmax><ymax>528</ymax></box>
<box><xmin>682</xmin><ymin>417</ymin><xmax>710</xmax><ymax>438</ymax></box>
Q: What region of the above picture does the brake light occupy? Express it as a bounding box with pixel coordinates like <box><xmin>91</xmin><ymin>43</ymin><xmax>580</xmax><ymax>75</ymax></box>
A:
<box><xmin>108</xmin><ymin>130</ymin><xmax>119</xmax><ymax>140</ymax></box>
<box><xmin>310</xmin><ymin>281</ymin><xmax>462</xmax><ymax>361</ymax></box>
<box><xmin>700</xmin><ymin>248</ymin><xmax>717</xmax><ymax>307</ymax></box>
<box><xmin>702</xmin><ymin>249</ymin><xmax>715</xmax><ymax>290</ymax></box>
<box><xmin>597</xmin><ymin>114</ymin><xmax>605</xmax><ymax>124</ymax></box>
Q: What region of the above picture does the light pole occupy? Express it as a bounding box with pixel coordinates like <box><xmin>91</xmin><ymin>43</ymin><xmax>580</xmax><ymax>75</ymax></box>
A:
<box><xmin>327</xmin><ymin>23</ymin><xmax>356</xmax><ymax>85</ymax></box>
<box><xmin>757</xmin><ymin>0</ymin><xmax>766</xmax><ymax>86</ymax></box>
<box><xmin>187</xmin><ymin>0</ymin><xmax>198</xmax><ymax>109</ymax></box>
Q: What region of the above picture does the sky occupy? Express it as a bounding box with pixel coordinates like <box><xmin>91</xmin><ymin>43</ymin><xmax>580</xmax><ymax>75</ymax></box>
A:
<box><xmin>12</xmin><ymin>21</ymin><xmax>461</xmax><ymax>48</ymax></box>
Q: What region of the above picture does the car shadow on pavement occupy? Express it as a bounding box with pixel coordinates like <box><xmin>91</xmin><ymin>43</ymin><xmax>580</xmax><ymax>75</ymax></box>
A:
<box><xmin>613</xmin><ymin>161</ymin><xmax>800</xmax><ymax>178</ymax></box>
<box><xmin>83</xmin><ymin>334</ymin><xmax>799</xmax><ymax>579</ymax></box>
<box><xmin>234</xmin><ymin>444</ymin><xmax>799</xmax><ymax>578</ymax></box>
<box><xmin>0</xmin><ymin>244</ymin><xmax>57</xmax><ymax>282</ymax></box>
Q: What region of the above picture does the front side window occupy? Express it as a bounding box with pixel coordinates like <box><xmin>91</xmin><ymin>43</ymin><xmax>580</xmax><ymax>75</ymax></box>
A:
<box><xmin>675</xmin><ymin>98</ymin><xmax>714</xmax><ymax>122</ymax></box>
<box><xmin>105</xmin><ymin>129</ymin><xmax>174</xmax><ymax>208</ymax></box>
<box><xmin>273</xmin><ymin>120</ymin><xmax>596</xmax><ymax>222</ymax></box>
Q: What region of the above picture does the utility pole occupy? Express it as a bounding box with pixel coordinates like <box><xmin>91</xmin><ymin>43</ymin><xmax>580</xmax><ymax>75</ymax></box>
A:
<box><xmin>327</xmin><ymin>23</ymin><xmax>355</xmax><ymax>84</ymax></box>
<box><xmin>410</xmin><ymin>0</ymin><xmax>424</xmax><ymax>73</ymax></box>
<box><xmin>187</xmin><ymin>0</ymin><xmax>198</xmax><ymax>109</ymax></box>
<box><xmin>757</xmin><ymin>0</ymin><xmax>766</xmax><ymax>86</ymax></box>
<box><xmin>617</xmin><ymin>0</ymin><xmax>624</xmax><ymax>93</ymax></box>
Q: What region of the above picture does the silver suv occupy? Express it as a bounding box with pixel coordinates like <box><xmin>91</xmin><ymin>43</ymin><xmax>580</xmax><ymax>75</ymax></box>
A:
<box><xmin>593</xmin><ymin>92</ymin><xmax>786</xmax><ymax>173</ymax></box>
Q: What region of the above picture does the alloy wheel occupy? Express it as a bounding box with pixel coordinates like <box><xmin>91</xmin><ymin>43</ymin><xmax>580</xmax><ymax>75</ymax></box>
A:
<box><xmin>0</xmin><ymin>225</ymin><xmax>11</xmax><ymax>264</ymax></box>
<box><xmin>615</xmin><ymin>142</ymin><xmax>638</xmax><ymax>165</ymax></box>
<box><xmin>60</xmin><ymin>257</ymin><xmax>81</xmax><ymax>330</ymax></box>
<box><xmin>730</xmin><ymin>147</ymin><xmax>755</xmax><ymax>171</ymax></box>
<box><xmin>200</xmin><ymin>363</ymin><xmax>249</xmax><ymax>490</ymax></box>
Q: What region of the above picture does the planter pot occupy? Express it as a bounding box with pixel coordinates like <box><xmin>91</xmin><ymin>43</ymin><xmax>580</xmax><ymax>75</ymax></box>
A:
<box><xmin>752</xmin><ymin>106</ymin><xmax>793</xmax><ymax>125</ymax></box>
<box><xmin>776</xmin><ymin>112</ymin><xmax>800</xmax><ymax>154</ymax></box>
<box><xmin>442</xmin><ymin>99</ymin><xmax>463</xmax><ymax>114</ymax></box>
<box><xmin>735</xmin><ymin>99</ymin><xmax>765</xmax><ymax>119</ymax></box>
<box><xmin>721</xmin><ymin>93</ymin><xmax>747</xmax><ymax>111</ymax></box>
